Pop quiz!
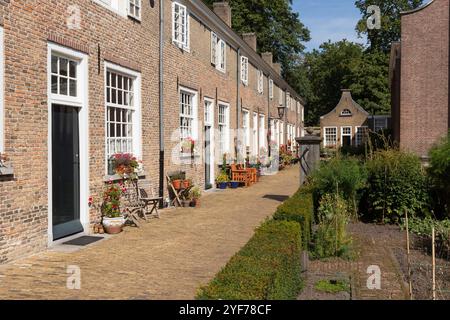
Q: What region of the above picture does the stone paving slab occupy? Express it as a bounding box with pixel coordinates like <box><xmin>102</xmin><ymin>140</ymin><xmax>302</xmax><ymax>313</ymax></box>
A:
<box><xmin>0</xmin><ymin>166</ymin><xmax>300</xmax><ymax>300</ymax></box>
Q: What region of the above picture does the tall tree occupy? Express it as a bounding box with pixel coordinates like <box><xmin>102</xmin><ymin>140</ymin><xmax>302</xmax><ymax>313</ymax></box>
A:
<box><xmin>303</xmin><ymin>41</ymin><xmax>390</xmax><ymax>125</ymax></box>
<box><xmin>202</xmin><ymin>0</ymin><xmax>310</xmax><ymax>84</ymax></box>
<box><xmin>355</xmin><ymin>0</ymin><xmax>424</xmax><ymax>52</ymax></box>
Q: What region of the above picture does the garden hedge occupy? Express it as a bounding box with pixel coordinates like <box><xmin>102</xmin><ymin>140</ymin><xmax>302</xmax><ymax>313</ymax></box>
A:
<box><xmin>196</xmin><ymin>220</ymin><xmax>303</xmax><ymax>300</ymax></box>
<box><xmin>273</xmin><ymin>188</ymin><xmax>314</xmax><ymax>247</ymax></box>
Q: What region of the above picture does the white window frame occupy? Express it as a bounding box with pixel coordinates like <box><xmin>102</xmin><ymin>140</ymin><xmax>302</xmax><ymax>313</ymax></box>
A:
<box><xmin>278</xmin><ymin>87</ymin><xmax>283</xmax><ymax>106</ymax></box>
<box><xmin>242</xmin><ymin>109</ymin><xmax>250</xmax><ymax>149</ymax></box>
<box><xmin>93</xmin><ymin>0</ymin><xmax>128</xmax><ymax>17</ymax></box>
<box><xmin>104</xmin><ymin>62</ymin><xmax>142</xmax><ymax>172</ymax></box>
<box><xmin>252</xmin><ymin>112</ymin><xmax>258</xmax><ymax>156</ymax></box>
<box><xmin>257</xmin><ymin>70</ymin><xmax>264</xmax><ymax>94</ymax></box>
<box><xmin>241</xmin><ymin>56</ymin><xmax>249</xmax><ymax>85</ymax></box>
<box><xmin>204</xmin><ymin>97</ymin><xmax>214</xmax><ymax>127</ymax></box>
<box><xmin>47</xmin><ymin>43</ymin><xmax>90</xmax><ymax>244</ymax></box>
<box><xmin>211</xmin><ymin>32</ymin><xmax>218</xmax><ymax>66</ymax></box>
<box><xmin>218</xmin><ymin>102</ymin><xmax>230</xmax><ymax>156</ymax></box>
<box><xmin>179</xmin><ymin>87</ymin><xmax>199</xmax><ymax>152</ymax></box>
<box><xmin>324</xmin><ymin>127</ymin><xmax>337</xmax><ymax>148</ymax></box>
<box><xmin>211</xmin><ymin>32</ymin><xmax>226</xmax><ymax>73</ymax></box>
<box><xmin>341</xmin><ymin>109</ymin><xmax>352</xmax><ymax>116</ymax></box>
<box><xmin>172</xmin><ymin>2</ymin><xmax>190</xmax><ymax>51</ymax></box>
<box><xmin>340</xmin><ymin>126</ymin><xmax>352</xmax><ymax>146</ymax></box>
<box><xmin>127</xmin><ymin>0</ymin><xmax>141</xmax><ymax>20</ymax></box>
<box><xmin>286</xmin><ymin>93</ymin><xmax>291</xmax><ymax>110</ymax></box>
<box><xmin>259</xmin><ymin>114</ymin><xmax>266</xmax><ymax>150</ymax></box>
<box><xmin>0</xmin><ymin>27</ymin><xmax>4</xmax><ymax>153</ymax></box>
<box><xmin>269</xmin><ymin>79</ymin><xmax>274</xmax><ymax>99</ymax></box>
<box><xmin>355</xmin><ymin>126</ymin><xmax>368</xmax><ymax>147</ymax></box>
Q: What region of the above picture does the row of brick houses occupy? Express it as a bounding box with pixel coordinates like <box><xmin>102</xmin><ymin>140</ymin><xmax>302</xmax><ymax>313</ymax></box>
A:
<box><xmin>0</xmin><ymin>0</ymin><xmax>305</xmax><ymax>263</ymax></box>
<box><xmin>390</xmin><ymin>0</ymin><xmax>450</xmax><ymax>160</ymax></box>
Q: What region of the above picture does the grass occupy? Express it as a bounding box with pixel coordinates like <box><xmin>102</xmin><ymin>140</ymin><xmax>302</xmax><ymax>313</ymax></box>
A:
<box><xmin>314</xmin><ymin>279</ymin><xmax>350</xmax><ymax>294</ymax></box>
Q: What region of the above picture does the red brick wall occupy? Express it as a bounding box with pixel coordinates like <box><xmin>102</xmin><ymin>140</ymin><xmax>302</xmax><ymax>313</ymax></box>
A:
<box><xmin>400</xmin><ymin>0</ymin><xmax>449</xmax><ymax>158</ymax></box>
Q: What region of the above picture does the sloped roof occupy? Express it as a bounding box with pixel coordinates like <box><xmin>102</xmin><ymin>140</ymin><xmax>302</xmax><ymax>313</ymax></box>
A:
<box><xmin>320</xmin><ymin>89</ymin><xmax>369</xmax><ymax>119</ymax></box>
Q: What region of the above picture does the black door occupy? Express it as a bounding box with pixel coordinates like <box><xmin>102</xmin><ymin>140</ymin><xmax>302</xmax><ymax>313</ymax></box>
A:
<box><xmin>342</xmin><ymin>136</ymin><xmax>351</xmax><ymax>147</ymax></box>
<box><xmin>205</xmin><ymin>126</ymin><xmax>212</xmax><ymax>190</ymax></box>
<box><xmin>52</xmin><ymin>105</ymin><xmax>83</xmax><ymax>240</ymax></box>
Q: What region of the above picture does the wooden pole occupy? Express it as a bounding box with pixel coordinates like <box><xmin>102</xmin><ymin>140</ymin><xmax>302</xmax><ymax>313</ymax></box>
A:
<box><xmin>405</xmin><ymin>210</ymin><xmax>413</xmax><ymax>300</ymax></box>
<box><xmin>432</xmin><ymin>227</ymin><xmax>436</xmax><ymax>300</ymax></box>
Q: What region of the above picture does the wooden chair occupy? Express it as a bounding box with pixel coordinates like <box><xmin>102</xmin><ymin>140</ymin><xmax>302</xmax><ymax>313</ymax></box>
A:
<box><xmin>231</xmin><ymin>164</ymin><xmax>251</xmax><ymax>187</ymax></box>
<box><xmin>139</xmin><ymin>187</ymin><xmax>163</xmax><ymax>219</ymax></box>
<box><xmin>122</xmin><ymin>179</ymin><xmax>143</xmax><ymax>227</ymax></box>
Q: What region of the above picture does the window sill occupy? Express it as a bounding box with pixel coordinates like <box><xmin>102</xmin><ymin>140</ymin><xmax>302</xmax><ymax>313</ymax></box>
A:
<box><xmin>103</xmin><ymin>171</ymin><xmax>146</xmax><ymax>183</ymax></box>
<box><xmin>179</xmin><ymin>153</ymin><xmax>200</xmax><ymax>160</ymax></box>
<box><xmin>0</xmin><ymin>163</ymin><xmax>14</xmax><ymax>177</ymax></box>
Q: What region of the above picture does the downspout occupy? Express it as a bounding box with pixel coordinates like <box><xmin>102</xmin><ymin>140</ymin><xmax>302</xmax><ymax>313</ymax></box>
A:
<box><xmin>236</xmin><ymin>47</ymin><xmax>241</xmax><ymax>162</ymax></box>
<box><xmin>159</xmin><ymin>0</ymin><xmax>165</xmax><ymax>207</ymax></box>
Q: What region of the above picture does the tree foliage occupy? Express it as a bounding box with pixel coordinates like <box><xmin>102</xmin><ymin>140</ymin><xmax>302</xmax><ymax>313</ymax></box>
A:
<box><xmin>355</xmin><ymin>0</ymin><xmax>424</xmax><ymax>52</ymax></box>
<box><xmin>202</xmin><ymin>0</ymin><xmax>310</xmax><ymax>89</ymax></box>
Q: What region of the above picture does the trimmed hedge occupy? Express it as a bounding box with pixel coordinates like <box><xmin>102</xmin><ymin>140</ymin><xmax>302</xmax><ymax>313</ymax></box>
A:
<box><xmin>196</xmin><ymin>220</ymin><xmax>303</xmax><ymax>300</ymax></box>
<box><xmin>273</xmin><ymin>189</ymin><xmax>314</xmax><ymax>247</ymax></box>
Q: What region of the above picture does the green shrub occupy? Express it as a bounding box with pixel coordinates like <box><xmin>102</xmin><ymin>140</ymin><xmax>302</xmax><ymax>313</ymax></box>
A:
<box><xmin>428</xmin><ymin>134</ymin><xmax>450</xmax><ymax>218</ymax></box>
<box><xmin>196</xmin><ymin>220</ymin><xmax>303</xmax><ymax>300</ymax></box>
<box><xmin>312</xmin><ymin>194</ymin><xmax>352</xmax><ymax>259</ymax></box>
<box><xmin>310</xmin><ymin>156</ymin><xmax>367</xmax><ymax>217</ymax></box>
<box><xmin>273</xmin><ymin>188</ymin><xmax>314</xmax><ymax>247</ymax></box>
<box><xmin>364</xmin><ymin>149</ymin><xmax>429</xmax><ymax>222</ymax></box>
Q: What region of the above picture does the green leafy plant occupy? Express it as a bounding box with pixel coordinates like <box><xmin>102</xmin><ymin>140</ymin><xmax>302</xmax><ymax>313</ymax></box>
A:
<box><xmin>190</xmin><ymin>186</ymin><xmax>202</xmax><ymax>199</ymax></box>
<box><xmin>310</xmin><ymin>156</ymin><xmax>367</xmax><ymax>218</ymax></box>
<box><xmin>216</xmin><ymin>173</ymin><xmax>229</xmax><ymax>184</ymax></box>
<box><xmin>428</xmin><ymin>134</ymin><xmax>450</xmax><ymax>218</ymax></box>
<box><xmin>196</xmin><ymin>220</ymin><xmax>303</xmax><ymax>300</ymax></box>
<box><xmin>315</xmin><ymin>279</ymin><xmax>349</xmax><ymax>294</ymax></box>
<box><xmin>312</xmin><ymin>194</ymin><xmax>352</xmax><ymax>259</ymax></box>
<box><xmin>102</xmin><ymin>181</ymin><xmax>127</xmax><ymax>218</ymax></box>
<box><xmin>364</xmin><ymin>149</ymin><xmax>429</xmax><ymax>222</ymax></box>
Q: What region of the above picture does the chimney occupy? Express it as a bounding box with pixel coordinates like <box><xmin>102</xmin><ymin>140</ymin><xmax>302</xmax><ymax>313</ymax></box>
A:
<box><xmin>273</xmin><ymin>63</ymin><xmax>282</xmax><ymax>75</ymax></box>
<box><xmin>261</xmin><ymin>52</ymin><xmax>273</xmax><ymax>68</ymax></box>
<box><xmin>213</xmin><ymin>2</ymin><xmax>232</xmax><ymax>28</ymax></box>
<box><xmin>242</xmin><ymin>33</ymin><xmax>257</xmax><ymax>51</ymax></box>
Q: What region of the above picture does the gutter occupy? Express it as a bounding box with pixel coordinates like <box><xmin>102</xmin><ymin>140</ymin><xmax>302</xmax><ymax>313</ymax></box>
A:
<box><xmin>159</xmin><ymin>0</ymin><xmax>165</xmax><ymax>206</ymax></box>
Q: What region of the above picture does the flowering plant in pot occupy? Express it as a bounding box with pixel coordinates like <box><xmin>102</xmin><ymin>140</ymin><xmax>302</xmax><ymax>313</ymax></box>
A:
<box><xmin>101</xmin><ymin>181</ymin><xmax>127</xmax><ymax>234</ymax></box>
<box><xmin>181</xmin><ymin>137</ymin><xmax>196</xmax><ymax>154</ymax></box>
<box><xmin>111</xmin><ymin>153</ymin><xmax>141</xmax><ymax>179</ymax></box>
<box><xmin>216</xmin><ymin>173</ymin><xmax>229</xmax><ymax>189</ymax></box>
<box><xmin>189</xmin><ymin>186</ymin><xmax>202</xmax><ymax>208</ymax></box>
<box><xmin>171</xmin><ymin>172</ymin><xmax>184</xmax><ymax>190</ymax></box>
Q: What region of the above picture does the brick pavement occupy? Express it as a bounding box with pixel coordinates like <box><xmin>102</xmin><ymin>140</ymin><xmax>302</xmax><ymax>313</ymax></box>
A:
<box><xmin>0</xmin><ymin>166</ymin><xmax>299</xmax><ymax>300</ymax></box>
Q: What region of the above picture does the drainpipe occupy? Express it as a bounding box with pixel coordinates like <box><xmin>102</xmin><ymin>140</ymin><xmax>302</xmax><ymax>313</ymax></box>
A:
<box><xmin>237</xmin><ymin>48</ymin><xmax>241</xmax><ymax>162</ymax></box>
<box><xmin>158</xmin><ymin>0</ymin><xmax>165</xmax><ymax>207</ymax></box>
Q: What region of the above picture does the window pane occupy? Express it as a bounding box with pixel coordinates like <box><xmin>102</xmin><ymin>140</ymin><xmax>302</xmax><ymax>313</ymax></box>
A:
<box><xmin>69</xmin><ymin>79</ymin><xmax>77</xmax><ymax>97</ymax></box>
<box><xmin>60</xmin><ymin>77</ymin><xmax>68</xmax><ymax>95</ymax></box>
<box><xmin>51</xmin><ymin>75</ymin><xmax>58</xmax><ymax>94</ymax></box>
<box><xmin>60</xmin><ymin>58</ymin><xmax>68</xmax><ymax>76</ymax></box>
<box><xmin>51</xmin><ymin>56</ymin><xmax>58</xmax><ymax>74</ymax></box>
<box><xmin>69</xmin><ymin>61</ymin><xmax>77</xmax><ymax>78</ymax></box>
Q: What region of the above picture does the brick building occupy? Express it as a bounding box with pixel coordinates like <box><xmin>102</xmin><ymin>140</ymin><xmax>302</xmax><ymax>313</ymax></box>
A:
<box><xmin>0</xmin><ymin>1</ymin><xmax>304</xmax><ymax>264</ymax></box>
<box><xmin>390</xmin><ymin>0</ymin><xmax>450</xmax><ymax>160</ymax></box>
<box><xmin>320</xmin><ymin>90</ymin><xmax>371</xmax><ymax>148</ymax></box>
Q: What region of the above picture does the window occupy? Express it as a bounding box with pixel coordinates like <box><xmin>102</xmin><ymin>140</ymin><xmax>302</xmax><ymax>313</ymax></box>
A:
<box><xmin>341</xmin><ymin>109</ymin><xmax>352</xmax><ymax>116</ymax></box>
<box><xmin>252</xmin><ymin>113</ymin><xmax>258</xmax><ymax>155</ymax></box>
<box><xmin>341</xmin><ymin>126</ymin><xmax>352</xmax><ymax>146</ymax></box>
<box><xmin>204</xmin><ymin>99</ymin><xmax>213</xmax><ymax>126</ymax></box>
<box><xmin>324</xmin><ymin>127</ymin><xmax>337</xmax><ymax>147</ymax></box>
<box><xmin>355</xmin><ymin>126</ymin><xmax>368</xmax><ymax>146</ymax></box>
<box><xmin>257</xmin><ymin>70</ymin><xmax>264</xmax><ymax>94</ymax></box>
<box><xmin>0</xmin><ymin>27</ymin><xmax>3</xmax><ymax>153</ymax></box>
<box><xmin>242</xmin><ymin>110</ymin><xmax>250</xmax><ymax>150</ymax></box>
<box><xmin>218</xmin><ymin>103</ymin><xmax>229</xmax><ymax>156</ymax></box>
<box><xmin>211</xmin><ymin>32</ymin><xmax>226</xmax><ymax>72</ymax></box>
<box><xmin>128</xmin><ymin>0</ymin><xmax>141</xmax><ymax>20</ymax></box>
<box><xmin>172</xmin><ymin>2</ymin><xmax>189</xmax><ymax>51</ymax></box>
<box><xmin>278</xmin><ymin>88</ymin><xmax>283</xmax><ymax>106</ymax></box>
<box><xmin>270</xmin><ymin>119</ymin><xmax>275</xmax><ymax>142</ymax></box>
<box><xmin>259</xmin><ymin>114</ymin><xmax>265</xmax><ymax>150</ymax></box>
<box><xmin>269</xmin><ymin>79</ymin><xmax>273</xmax><ymax>99</ymax></box>
<box><xmin>240</xmin><ymin>56</ymin><xmax>248</xmax><ymax>85</ymax></box>
<box><xmin>51</xmin><ymin>55</ymin><xmax>78</xmax><ymax>97</ymax></box>
<box><xmin>106</xmin><ymin>69</ymin><xmax>140</xmax><ymax>160</ymax></box>
<box><xmin>286</xmin><ymin>93</ymin><xmax>291</xmax><ymax>110</ymax></box>
<box><xmin>179</xmin><ymin>89</ymin><xmax>198</xmax><ymax>153</ymax></box>
<box><xmin>280</xmin><ymin>121</ymin><xmax>284</xmax><ymax>145</ymax></box>
<box><xmin>375</xmin><ymin>118</ymin><xmax>388</xmax><ymax>132</ymax></box>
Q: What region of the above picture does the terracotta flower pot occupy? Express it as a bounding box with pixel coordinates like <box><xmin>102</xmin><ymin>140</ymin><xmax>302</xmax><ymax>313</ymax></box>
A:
<box><xmin>102</xmin><ymin>216</ymin><xmax>125</xmax><ymax>235</ymax></box>
<box><xmin>182</xmin><ymin>180</ymin><xmax>190</xmax><ymax>189</ymax></box>
<box><xmin>191</xmin><ymin>198</ymin><xmax>200</xmax><ymax>208</ymax></box>
<box><xmin>172</xmin><ymin>179</ymin><xmax>182</xmax><ymax>190</ymax></box>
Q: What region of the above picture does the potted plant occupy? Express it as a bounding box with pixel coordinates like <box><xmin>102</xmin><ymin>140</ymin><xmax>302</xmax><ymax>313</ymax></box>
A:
<box><xmin>190</xmin><ymin>186</ymin><xmax>202</xmax><ymax>208</ymax></box>
<box><xmin>216</xmin><ymin>173</ymin><xmax>229</xmax><ymax>189</ymax></box>
<box><xmin>102</xmin><ymin>181</ymin><xmax>127</xmax><ymax>234</ymax></box>
<box><xmin>171</xmin><ymin>172</ymin><xmax>184</xmax><ymax>190</ymax></box>
<box><xmin>230</xmin><ymin>181</ymin><xmax>240</xmax><ymax>189</ymax></box>
<box><xmin>111</xmin><ymin>153</ymin><xmax>141</xmax><ymax>179</ymax></box>
<box><xmin>182</xmin><ymin>178</ymin><xmax>192</xmax><ymax>189</ymax></box>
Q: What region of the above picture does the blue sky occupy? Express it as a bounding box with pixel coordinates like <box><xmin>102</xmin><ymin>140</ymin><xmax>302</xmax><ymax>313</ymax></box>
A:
<box><xmin>292</xmin><ymin>0</ymin><xmax>367</xmax><ymax>52</ymax></box>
